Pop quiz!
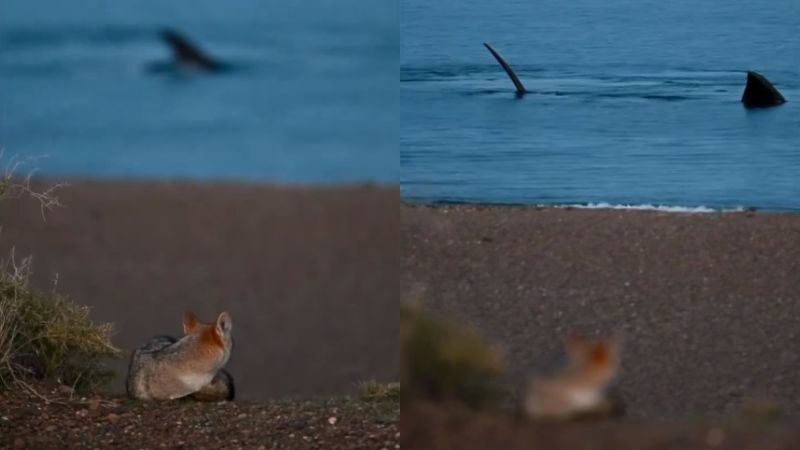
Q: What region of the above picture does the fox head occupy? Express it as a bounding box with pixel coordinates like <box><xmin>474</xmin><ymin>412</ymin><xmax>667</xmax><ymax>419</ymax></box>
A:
<box><xmin>562</xmin><ymin>334</ymin><xmax>620</xmax><ymax>380</ymax></box>
<box><xmin>182</xmin><ymin>311</ymin><xmax>233</xmax><ymax>354</ymax></box>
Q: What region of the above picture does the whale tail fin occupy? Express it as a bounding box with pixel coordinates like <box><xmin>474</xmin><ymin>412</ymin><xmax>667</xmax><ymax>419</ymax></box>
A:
<box><xmin>483</xmin><ymin>43</ymin><xmax>526</xmax><ymax>96</ymax></box>
<box><xmin>160</xmin><ymin>28</ymin><xmax>222</xmax><ymax>71</ymax></box>
<box><xmin>741</xmin><ymin>71</ymin><xmax>786</xmax><ymax>108</ymax></box>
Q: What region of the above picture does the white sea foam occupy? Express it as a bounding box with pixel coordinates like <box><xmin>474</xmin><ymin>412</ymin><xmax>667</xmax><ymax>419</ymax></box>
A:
<box><xmin>552</xmin><ymin>202</ymin><xmax>747</xmax><ymax>213</ymax></box>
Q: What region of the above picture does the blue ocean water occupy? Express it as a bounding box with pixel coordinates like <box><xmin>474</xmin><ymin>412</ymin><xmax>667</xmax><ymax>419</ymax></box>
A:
<box><xmin>0</xmin><ymin>0</ymin><xmax>397</xmax><ymax>183</ymax></box>
<box><xmin>401</xmin><ymin>0</ymin><xmax>800</xmax><ymax>210</ymax></box>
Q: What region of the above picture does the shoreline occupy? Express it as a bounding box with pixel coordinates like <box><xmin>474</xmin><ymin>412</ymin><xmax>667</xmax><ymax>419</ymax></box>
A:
<box><xmin>400</xmin><ymin>199</ymin><xmax>798</xmax><ymax>214</ymax></box>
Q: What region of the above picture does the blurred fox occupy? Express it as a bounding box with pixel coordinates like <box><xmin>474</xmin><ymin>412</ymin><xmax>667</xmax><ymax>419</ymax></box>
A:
<box><xmin>524</xmin><ymin>335</ymin><xmax>620</xmax><ymax>420</ymax></box>
<box><xmin>126</xmin><ymin>311</ymin><xmax>234</xmax><ymax>401</ymax></box>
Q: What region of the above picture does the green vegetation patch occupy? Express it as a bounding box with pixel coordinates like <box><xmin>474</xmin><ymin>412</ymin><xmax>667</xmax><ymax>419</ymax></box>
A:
<box><xmin>401</xmin><ymin>303</ymin><xmax>504</xmax><ymax>408</ymax></box>
<box><xmin>359</xmin><ymin>380</ymin><xmax>401</xmax><ymax>402</ymax></box>
<box><xmin>0</xmin><ymin>261</ymin><xmax>120</xmax><ymax>391</ymax></box>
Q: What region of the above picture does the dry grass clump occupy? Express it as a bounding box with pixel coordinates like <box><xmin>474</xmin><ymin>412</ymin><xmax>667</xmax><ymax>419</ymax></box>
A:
<box><xmin>359</xmin><ymin>380</ymin><xmax>401</xmax><ymax>402</ymax></box>
<box><xmin>0</xmin><ymin>155</ymin><xmax>118</xmax><ymax>392</ymax></box>
<box><xmin>401</xmin><ymin>303</ymin><xmax>504</xmax><ymax>408</ymax></box>
<box><xmin>0</xmin><ymin>154</ymin><xmax>65</xmax><ymax>216</ymax></box>
<box><xmin>0</xmin><ymin>254</ymin><xmax>120</xmax><ymax>392</ymax></box>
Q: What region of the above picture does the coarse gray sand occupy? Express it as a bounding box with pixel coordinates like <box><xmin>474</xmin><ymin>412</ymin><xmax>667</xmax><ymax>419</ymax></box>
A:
<box><xmin>402</xmin><ymin>203</ymin><xmax>800</xmax><ymax>419</ymax></box>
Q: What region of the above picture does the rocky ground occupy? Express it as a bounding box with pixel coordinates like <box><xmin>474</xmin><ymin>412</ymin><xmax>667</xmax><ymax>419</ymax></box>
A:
<box><xmin>402</xmin><ymin>400</ymin><xmax>800</xmax><ymax>450</ymax></box>
<box><xmin>1</xmin><ymin>383</ymin><xmax>398</xmax><ymax>450</ymax></box>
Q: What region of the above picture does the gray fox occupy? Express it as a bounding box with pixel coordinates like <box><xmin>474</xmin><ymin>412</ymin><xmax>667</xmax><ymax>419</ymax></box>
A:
<box><xmin>126</xmin><ymin>311</ymin><xmax>234</xmax><ymax>401</ymax></box>
<box><xmin>524</xmin><ymin>335</ymin><xmax>620</xmax><ymax>420</ymax></box>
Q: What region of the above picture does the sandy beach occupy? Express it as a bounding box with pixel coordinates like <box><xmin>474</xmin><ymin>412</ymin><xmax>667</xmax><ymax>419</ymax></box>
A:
<box><xmin>0</xmin><ymin>179</ymin><xmax>399</xmax><ymax>401</ymax></box>
<box><xmin>402</xmin><ymin>203</ymin><xmax>800</xmax><ymax>419</ymax></box>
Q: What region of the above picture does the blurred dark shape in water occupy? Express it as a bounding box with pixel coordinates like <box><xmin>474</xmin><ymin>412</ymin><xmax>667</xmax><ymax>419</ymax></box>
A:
<box><xmin>145</xmin><ymin>28</ymin><xmax>230</xmax><ymax>75</ymax></box>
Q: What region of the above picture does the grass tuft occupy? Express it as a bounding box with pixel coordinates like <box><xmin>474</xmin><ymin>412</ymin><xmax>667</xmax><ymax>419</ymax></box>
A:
<box><xmin>359</xmin><ymin>380</ymin><xmax>401</xmax><ymax>402</ymax></box>
<box><xmin>0</xmin><ymin>255</ymin><xmax>120</xmax><ymax>392</ymax></box>
<box><xmin>0</xmin><ymin>158</ymin><xmax>117</xmax><ymax>392</ymax></box>
<box><xmin>401</xmin><ymin>303</ymin><xmax>504</xmax><ymax>408</ymax></box>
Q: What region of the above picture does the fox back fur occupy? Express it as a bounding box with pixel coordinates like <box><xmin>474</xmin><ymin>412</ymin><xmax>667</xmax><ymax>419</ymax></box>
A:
<box><xmin>524</xmin><ymin>335</ymin><xmax>620</xmax><ymax>420</ymax></box>
<box><xmin>126</xmin><ymin>311</ymin><xmax>234</xmax><ymax>401</ymax></box>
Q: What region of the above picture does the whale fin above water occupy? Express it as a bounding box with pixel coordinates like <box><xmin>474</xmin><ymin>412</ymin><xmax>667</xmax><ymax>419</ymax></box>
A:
<box><xmin>483</xmin><ymin>43</ymin><xmax>527</xmax><ymax>96</ymax></box>
<box><xmin>741</xmin><ymin>71</ymin><xmax>786</xmax><ymax>108</ymax></box>
<box><xmin>159</xmin><ymin>28</ymin><xmax>224</xmax><ymax>72</ymax></box>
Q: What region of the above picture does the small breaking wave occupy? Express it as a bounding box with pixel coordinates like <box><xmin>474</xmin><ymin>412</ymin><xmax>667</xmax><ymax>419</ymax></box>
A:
<box><xmin>405</xmin><ymin>196</ymin><xmax>753</xmax><ymax>213</ymax></box>
<box><xmin>554</xmin><ymin>202</ymin><xmax>747</xmax><ymax>213</ymax></box>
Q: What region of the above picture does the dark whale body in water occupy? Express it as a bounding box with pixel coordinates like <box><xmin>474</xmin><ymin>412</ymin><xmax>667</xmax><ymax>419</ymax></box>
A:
<box><xmin>483</xmin><ymin>43</ymin><xmax>527</xmax><ymax>97</ymax></box>
<box><xmin>146</xmin><ymin>28</ymin><xmax>229</xmax><ymax>74</ymax></box>
<box><xmin>741</xmin><ymin>71</ymin><xmax>786</xmax><ymax>108</ymax></box>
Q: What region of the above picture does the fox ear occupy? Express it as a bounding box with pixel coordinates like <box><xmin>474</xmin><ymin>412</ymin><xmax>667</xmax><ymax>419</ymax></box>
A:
<box><xmin>216</xmin><ymin>312</ymin><xmax>233</xmax><ymax>334</ymax></box>
<box><xmin>183</xmin><ymin>311</ymin><xmax>198</xmax><ymax>334</ymax></box>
